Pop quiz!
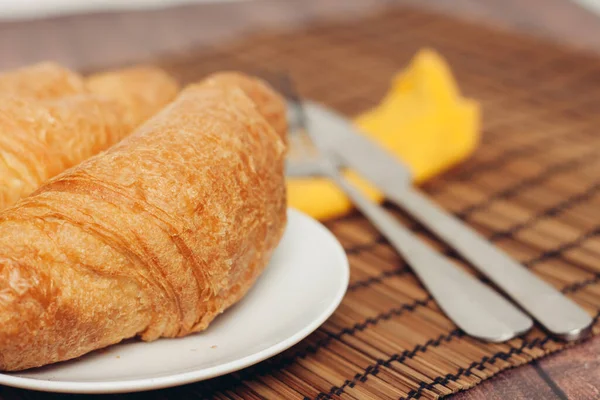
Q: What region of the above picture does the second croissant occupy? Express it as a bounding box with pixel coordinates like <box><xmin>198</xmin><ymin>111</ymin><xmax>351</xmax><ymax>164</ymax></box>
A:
<box><xmin>0</xmin><ymin>65</ymin><xmax>179</xmax><ymax>210</ymax></box>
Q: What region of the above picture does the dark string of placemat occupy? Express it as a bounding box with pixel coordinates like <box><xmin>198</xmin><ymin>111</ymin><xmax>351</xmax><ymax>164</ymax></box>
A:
<box><xmin>428</xmin><ymin>127</ymin><xmax>600</xmax><ymax>191</ymax></box>
<box><xmin>340</xmin><ymin>163</ymin><xmax>600</xmax><ymax>264</ymax></box>
<box><xmin>317</xmin><ymin>336</ymin><xmax>555</xmax><ymax>400</ymax></box>
<box><xmin>340</xmin><ymin>215</ymin><xmax>600</xmax><ymax>296</ymax></box>
<box><xmin>323</xmin><ymin>309</ymin><xmax>600</xmax><ymax>400</ymax></box>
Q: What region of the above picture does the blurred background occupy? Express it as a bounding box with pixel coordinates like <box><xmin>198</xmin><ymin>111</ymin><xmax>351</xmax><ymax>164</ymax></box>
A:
<box><xmin>1</xmin><ymin>0</ymin><xmax>600</xmax><ymax>73</ymax></box>
<box><xmin>0</xmin><ymin>0</ymin><xmax>246</xmax><ymax>19</ymax></box>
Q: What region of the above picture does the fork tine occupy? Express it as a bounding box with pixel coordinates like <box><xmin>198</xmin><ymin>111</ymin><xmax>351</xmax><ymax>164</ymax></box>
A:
<box><xmin>277</xmin><ymin>74</ymin><xmax>308</xmax><ymax>133</ymax></box>
<box><xmin>251</xmin><ymin>71</ymin><xmax>321</xmax><ymax>167</ymax></box>
<box><xmin>256</xmin><ymin>72</ymin><xmax>318</xmax><ymax>162</ymax></box>
<box><xmin>253</xmin><ymin>70</ymin><xmax>306</xmax><ymax>133</ymax></box>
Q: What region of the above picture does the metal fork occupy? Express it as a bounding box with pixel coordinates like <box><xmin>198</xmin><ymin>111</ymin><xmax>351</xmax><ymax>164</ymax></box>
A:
<box><xmin>282</xmin><ymin>90</ymin><xmax>533</xmax><ymax>342</ymax></box>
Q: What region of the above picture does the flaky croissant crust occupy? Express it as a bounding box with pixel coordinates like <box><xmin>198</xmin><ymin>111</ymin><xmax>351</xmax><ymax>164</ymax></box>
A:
<box><xmin>0</xmin><ymin>73</ymin><xmax>287</xmax><ymax>372</ymax></box>
<box><xmin>0</xmin><ymin>66</ymin><xmax>179</xmax><ymax>210</ymax></box>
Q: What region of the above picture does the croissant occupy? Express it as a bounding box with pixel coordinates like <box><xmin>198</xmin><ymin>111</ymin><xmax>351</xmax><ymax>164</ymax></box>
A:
<box><xmin>0</xmin><ymin>66</ymin><xmax>179</xmax><ymax>210</ymax></box>
<box><xmin>201</xmin><ymin>71</ymin><xmax>288</xmax><ymax>142</ymax></box>
<box><xmin>0</xmin><ymin>72</ymin><xmax>287</xmax><ymax>371</ymax></box>
<box><xmin>85</xmin><ymin>66</ymin><xmax>181</xmax><ymax>131</ymax></box>
<box><xmin>0</xmin><ymin>62</ymin><xmax>85</xmax><ymax>99</ymax></box>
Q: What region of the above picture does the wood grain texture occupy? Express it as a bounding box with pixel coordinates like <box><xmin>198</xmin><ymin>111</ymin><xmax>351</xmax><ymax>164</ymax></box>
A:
<box><xmin>1</xmin><ymin>1</ymin><xmax>600</xmax><ymax>399</ymax></box>
<box><xmin>454</xmin><ymin>336</ymin><xmax>600</xmax><ymax>399</ymax></box>
<box><xmin>539</xmin><ymin>336</ymin><xmax>600</xmax><ymax>399</ymax></box>
<box><xmin>451</xmin><ymin>362</ymin><xmax>561</xmax><ymax>400</ymax></box>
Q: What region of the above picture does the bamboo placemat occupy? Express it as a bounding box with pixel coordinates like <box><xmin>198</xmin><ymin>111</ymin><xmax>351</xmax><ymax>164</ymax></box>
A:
<box><xmin>154</xmin><ymin>6</ymin><xmax>600</xmax><ymax>400</ymax></box>
<box><xmin>5</xmin><ymin>5</ymin><xmax>600</xmax><ymax>400</ymax></box>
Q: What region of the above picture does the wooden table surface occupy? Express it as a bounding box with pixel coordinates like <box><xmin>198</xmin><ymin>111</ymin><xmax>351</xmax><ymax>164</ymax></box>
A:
<box><xmin>1</xmin><ymin>1</ymin><xmax>599</xmax><ymax>399</ymax></box>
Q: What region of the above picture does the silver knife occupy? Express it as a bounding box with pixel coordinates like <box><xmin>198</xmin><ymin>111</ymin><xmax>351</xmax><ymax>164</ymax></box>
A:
<box><xmin>287</xmin><ymin>103</ymin><xmax>532</xmax><ymax>342</ymax></box>
<box><xmin>288</xmin><ymin>100</ymin><xmax>592</xmax><ymax>341</ymax></box>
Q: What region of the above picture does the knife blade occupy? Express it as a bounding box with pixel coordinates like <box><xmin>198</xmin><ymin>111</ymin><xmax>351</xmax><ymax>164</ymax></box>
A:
<box><xmin>294</xmin><ymin>100</ymin><xmax>593</xmax><ymax>341</ymax></box>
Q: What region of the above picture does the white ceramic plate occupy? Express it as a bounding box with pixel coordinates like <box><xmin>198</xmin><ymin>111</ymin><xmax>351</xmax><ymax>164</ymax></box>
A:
<box><xmin>0</xmin><ymin>209</ymin><xmax>349</xmax><ymax>394</ymax></box>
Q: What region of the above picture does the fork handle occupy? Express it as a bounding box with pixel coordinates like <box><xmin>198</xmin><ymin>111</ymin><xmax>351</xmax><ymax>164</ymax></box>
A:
<box><xmin>389</xmin><ymin>186</ymin><xmax>592</xmax><ymax>340</ymax></box>
<box><xmin>323</xmin><ymin>166</ymin><xmax>532</xmax><ymax>341</ymax></box>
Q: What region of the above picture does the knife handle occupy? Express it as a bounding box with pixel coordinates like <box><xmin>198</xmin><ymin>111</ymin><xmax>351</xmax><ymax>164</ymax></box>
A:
<box><xmin>323</xmin><ymin>165</ymin><xmax>532</xmax><ymax>341</ymax></box>
<box><xmin>389</xmin><ymin>187</ymin><xmax>592</xmax><ymax>340</ymax></box>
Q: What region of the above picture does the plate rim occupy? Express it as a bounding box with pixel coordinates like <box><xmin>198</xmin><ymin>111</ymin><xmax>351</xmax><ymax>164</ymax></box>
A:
<box><xmin>0</xmin><ymin>208</ymin><xmax>349</xmax><ymax>394</ymax></box>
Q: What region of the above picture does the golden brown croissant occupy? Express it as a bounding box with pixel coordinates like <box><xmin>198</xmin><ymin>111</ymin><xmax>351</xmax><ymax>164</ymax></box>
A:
<box><xmin>0</xmin><ymin>72</ymin><xmax>287</xmax><ymax>371</ymax></box>
<box><xmin>0</xmin><ymin>66</ymin><xmax>179</xmax><ymax>210</ymax></box>
<box><xmin>0</xmin><ymin>62</ymin><xmax>85</xmax><ymax>99</ymax></box>
<box><xmin>86</xmin><ymin>66</ymin><xmax>180</xmax><ymax>131</ymax></box>
<box><xmin>201</xmin><ymin>71</ymin><xmax>288</xmax><ymax>142</ymax></box>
